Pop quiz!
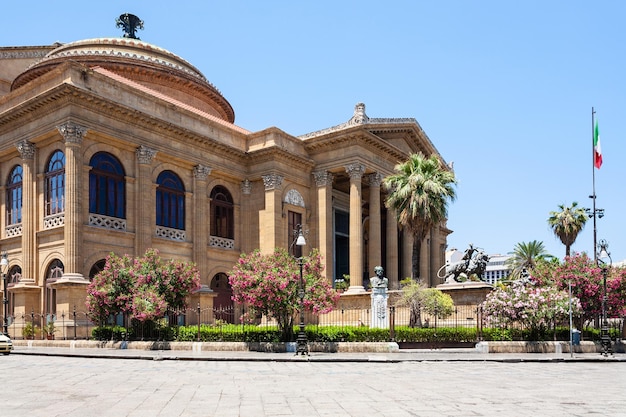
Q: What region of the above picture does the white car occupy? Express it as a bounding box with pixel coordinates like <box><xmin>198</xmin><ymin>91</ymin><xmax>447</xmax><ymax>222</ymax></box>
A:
<box><xmin>0</xmin><ymin>332</ymin><xmax>13</xmax><ymax>355</ymax></box>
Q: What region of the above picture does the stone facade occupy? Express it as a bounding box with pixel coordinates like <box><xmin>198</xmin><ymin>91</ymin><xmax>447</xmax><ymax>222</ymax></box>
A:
<box><xmin>0</xmin><ymin>35</ymin><xmax>452</xmax><ymax>332</ymax></box>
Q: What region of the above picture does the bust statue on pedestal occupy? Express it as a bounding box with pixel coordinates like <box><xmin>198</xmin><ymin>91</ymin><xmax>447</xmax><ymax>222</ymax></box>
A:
<box><xmin>370</xmin><ymin>266</ymin><xmax>389</xmax><ymax>328</ymax></box>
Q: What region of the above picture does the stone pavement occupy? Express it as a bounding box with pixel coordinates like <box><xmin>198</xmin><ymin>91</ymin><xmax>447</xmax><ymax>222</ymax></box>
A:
<box><xmin>3</xmin><ymin>345</ymin><xmax>626</xmax><ymax>416</ymax></box>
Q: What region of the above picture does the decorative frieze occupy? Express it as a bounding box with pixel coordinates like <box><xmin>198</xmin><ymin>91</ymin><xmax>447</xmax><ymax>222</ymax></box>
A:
<box><xmin>136</xmin><ymin>145</ymin><xmax>157</xmax><ymax>164</ymax></box>
<box><xmin>16</xmin><ymin>140</ymin><xmax>36</xmax><ymax>160</ymax></box>
<box><xmin>57</xmin><ymin>122</ymin><xmax>87</xmax><ymax>144</ymax></box>
<box><xmin>262</xmin><ymin>173</ymin><xmax>284</xmax><ymax>190</ymax></box>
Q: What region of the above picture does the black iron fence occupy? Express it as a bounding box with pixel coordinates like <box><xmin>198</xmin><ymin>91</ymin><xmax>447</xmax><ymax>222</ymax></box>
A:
<box><xmin>2</xmin><ymin>305</ymin><xmax>623</xmax><ymax>343</ymax></box>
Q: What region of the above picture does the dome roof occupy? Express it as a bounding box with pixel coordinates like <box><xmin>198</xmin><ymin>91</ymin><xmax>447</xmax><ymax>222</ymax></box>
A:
<box><xmin>12</xmin><ymin>38</ymin><xmax>235</xmax><ymax>123</ymax></box>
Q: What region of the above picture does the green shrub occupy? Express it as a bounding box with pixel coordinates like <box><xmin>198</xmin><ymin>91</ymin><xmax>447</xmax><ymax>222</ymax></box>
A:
<box><xmin>92</xmin><ymin>325</ymin><xmax>133</xmax><ymax>341</ymax></box>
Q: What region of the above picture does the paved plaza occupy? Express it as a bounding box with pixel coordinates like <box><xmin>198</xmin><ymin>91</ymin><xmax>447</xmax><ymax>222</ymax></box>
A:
<box><xmin>2</xmin><ymin>349</ymin><xmax>626</xmax><ymax>416</ymax></box>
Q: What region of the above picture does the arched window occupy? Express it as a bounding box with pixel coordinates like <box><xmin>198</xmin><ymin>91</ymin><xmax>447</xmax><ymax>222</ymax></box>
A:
<box><xmin>8</xmin><ymin>265</ymin><xmax>22</xmax><ymax>284</ymax></box>
<box><xmin>89</xmin><ymin>152</ymin><xmax>126</xmax><ymax>218</ymax></box>
<box><xmin>156</xmin><ymin>170</ymin><xmax>185</xmax><ymax>230</ymax></box>
<box><xmin>45</xmin><ymin>150</ymin><xmax>65</xmax><ymax>216</ymax></box>
<box><xmin>6</xmin><ymin>165</ymin><xmax>23</xmax><ymax>225</ymax></box>
<box><xmin>89</xmin><ymin>259</ymin><xmax>107</xmax><ymax>280</ymax></box>
<box><xmin>210</xmin><ymin>186</ymin><xmax>234</xmax><ymax>239</ymax></box>
<box><xmin>210</xmin><ymin>273</ymin><xmax>234</xmax><ymax>323</ymax></box>
<box><xmin>45</xmin><ymin>259</ymin><xmax>64</xmax><ymax>315</ymax></box>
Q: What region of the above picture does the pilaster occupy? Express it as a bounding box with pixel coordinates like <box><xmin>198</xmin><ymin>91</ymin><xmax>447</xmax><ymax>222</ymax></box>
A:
<box><xmin>57</xmin><ymin>121</ymin><xmax>87</xmax><ymax>282</ymax></box>
<box><xmin>193</xmin><ymin>164</ymin><xmax>211</xmax><ymax>279</ymax></box>
<box><xmin>15</xmin><ymin>140</ymin><xmax>36</xmax><ymax>282</ymax></box>
<box><xmin>135</xmin><ymin>145</ymin><xmax>157</xmax><ymax>255</ymax></box>
<box><xmin>313</xmin><ymin>170</ymin><xmax>334</xmax><ymax>283</ymax></box>
<box><xmin>259</xmin><ymin>173</ymin><xmax>283</xmax><ymax>255</ymax></box>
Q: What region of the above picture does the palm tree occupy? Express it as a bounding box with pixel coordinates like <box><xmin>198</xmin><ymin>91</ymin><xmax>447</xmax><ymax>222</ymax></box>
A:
<box><xmin>548</xmin><ymin>202</ymin><xmax>588</xmax><ymax>257</ymax></box>
<box><xmin>506</xmin><ymin>240</ymin><xmax>553</xmax><ymax>280</ymax></box>
<box><xmin>383</xmin><ymin>153</ymin><xmax>457</xmax><ymax>281</ymax></box>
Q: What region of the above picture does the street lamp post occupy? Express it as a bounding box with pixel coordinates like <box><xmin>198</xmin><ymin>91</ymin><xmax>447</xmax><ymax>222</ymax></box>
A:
<box><xmin>294</xmin><ymin>226</ymin><xmax>308</xmax><ymax>356</ymax></box>
<box><xmin>597</xmin><ymin>239</ymin><xmax>612</xmax><ymax>357</ymax></box>
<box><xmin>1</xmin><ymin>251</ymin><xmax>9</xmax><ymax>336</ymax></box>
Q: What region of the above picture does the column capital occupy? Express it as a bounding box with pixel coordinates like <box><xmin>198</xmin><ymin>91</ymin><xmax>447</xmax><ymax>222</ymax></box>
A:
<box><xmin>193</xmin><ymin>164</ymin><xmax>212</xmax><ymax>180</ymax></box>
<box><xmin>313</xmin><ymin>170</ymin><xmax>334</xmax><ymax>187</ymax></box>
<box><xmin>262</xmin><ymin>173</ymin><xmax>284</xmax><ymax>190</ymax></box>
<box><xmin>136</xmin><ymin>145</ymin><xmax>157</xmax><ymax>164</ymax></box>
<box><xmin>57</xmin><ymin>122</ymin><xmax>87</xmax><ymax>144</ymax></box>
<box><xmin>345</xmin><ymin>163</ymin><xmax>365</xmax><ymax>180</ymax></box>
<box><xmin>16</xmin><ymin>140</ymin><xmax>36</xmax><ymax>160</ymax></box>
<box><xmin>241</xmin><ymin>179</ymin><xmax>252</xmax><ymax>195</ymax></box>
<box><xmin>368</xmin><ymin>172</ymin><xmax>383</xmax><ymax>187</ymax></box>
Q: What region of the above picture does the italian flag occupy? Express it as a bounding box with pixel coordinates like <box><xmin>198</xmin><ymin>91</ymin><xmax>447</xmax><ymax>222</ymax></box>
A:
<box><xmin>594</xmin><ymin>120</ymin><xmax>602</xmax><ymax>169</ymax></box>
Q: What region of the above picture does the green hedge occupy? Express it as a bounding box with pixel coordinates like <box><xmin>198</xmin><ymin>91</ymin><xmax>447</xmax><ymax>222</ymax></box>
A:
<box><xmin>91</xmin><ymin>324</ymin><xmax>615</xmax><ymax>343</ymax></box>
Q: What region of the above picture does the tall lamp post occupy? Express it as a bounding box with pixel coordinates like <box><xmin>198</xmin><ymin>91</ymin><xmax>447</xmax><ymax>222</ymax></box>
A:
<box><xmin>1</xmin><ymin>251</ymin><xmax>9</xmax><ymax>336</ymax></box>
<box><xmin>597</xmin><ymin>239</ymin><xmax>612</xmax><ymax>356</ymax></box>
<box><xmin>294</xmin><ymin>226</ymin><xmax>308</xmax><ymax>356</ymax></box>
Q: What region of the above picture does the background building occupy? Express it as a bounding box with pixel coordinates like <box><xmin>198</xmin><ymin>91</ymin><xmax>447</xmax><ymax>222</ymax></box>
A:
<box><xmin>0</xmin><ymin>23</ymin><xmax>452</xmax><ymax>331</ymax></box>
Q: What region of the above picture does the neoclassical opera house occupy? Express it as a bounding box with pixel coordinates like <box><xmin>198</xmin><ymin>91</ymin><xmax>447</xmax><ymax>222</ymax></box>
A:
<box><xmin>0</xmin><ymin>25</ymin><xmax>452</xmax><ymax>332</ymax></box>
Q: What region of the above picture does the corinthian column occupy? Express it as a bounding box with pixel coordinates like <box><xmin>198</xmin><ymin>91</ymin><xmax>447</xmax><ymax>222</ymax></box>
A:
<box><xmin>57</xmin><ymin>122</ymin><xmax>88</xmax><ymax>282</ymax></box>
<box><xmin>368</xmin><ymin>173</ymin><xmax>383</xmax><ymax>275</ymax></box>
<box><xmin>345</xmin><ymin>163</ymin><xmax>365</xmax><ymax>293</ymax></box>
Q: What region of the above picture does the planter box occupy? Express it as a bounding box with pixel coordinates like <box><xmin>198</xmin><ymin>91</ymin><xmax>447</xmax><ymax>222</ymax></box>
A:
<box><xmin>398</xmin><ymin>341</ymin><xmax>476</xmax><ymax>350</ymax></box>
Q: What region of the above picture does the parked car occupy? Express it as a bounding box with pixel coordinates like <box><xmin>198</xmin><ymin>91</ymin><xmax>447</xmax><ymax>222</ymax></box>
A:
<box><xmin>0</xmin><ymin>332</ymin><xmax>13</xmax><ymax>355</ymax></box>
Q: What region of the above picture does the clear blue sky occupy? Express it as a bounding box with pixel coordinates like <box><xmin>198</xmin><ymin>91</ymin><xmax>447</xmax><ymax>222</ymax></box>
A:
<box><xmin>4</xmin><ymin>1</ymin><xmax>625</xmax><ymax>262</ymax></box>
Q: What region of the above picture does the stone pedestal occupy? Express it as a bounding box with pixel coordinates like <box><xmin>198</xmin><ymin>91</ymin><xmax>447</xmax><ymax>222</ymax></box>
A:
<box><xmin>370</xmin><ymin>287</ymin><xmax>388</xmax><ymax>328</ymax></box>
<box><xmin>188</xmin><ymin>285</ymin><xmax>216</xmax><ymax>325</ymax></box>
<box><xmin>436</xmin><ymin>281</ymin><xmax>493</xmax><ymax>306</ymax></box>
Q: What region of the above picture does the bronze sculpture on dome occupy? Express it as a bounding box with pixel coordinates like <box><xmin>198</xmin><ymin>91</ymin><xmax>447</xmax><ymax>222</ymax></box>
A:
<box><xmin>116</xmin><ymin>13</ymin><xmax>144</xmax><ymax>40</ymax></box>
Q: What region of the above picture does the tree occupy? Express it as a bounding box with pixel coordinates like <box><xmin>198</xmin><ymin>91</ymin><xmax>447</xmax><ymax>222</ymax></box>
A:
<box><xmin>506</xmin><ymin>240</ymin><xmax>553</xmax><ymax>280</ymax></box>
<box><xmin>421</xmin><ymin>288</ymin><xmax>455</xmax><ymax>322</ymax></box>
<box><xmin>482</xmin><ymin>281</ymin><xmax>582</xmax><ymax>335</ymax></box>
<box><xmin>548</xmin><ymin>202</ymin><xmax>588</xmax><ymax>257</ymax></box>
<box><xmin>228</xmin><ymin>248</ymin><xmax>339</xmax><ymax>342</ymax></box>
<box><xmin>86</xmin><ymin>249</ymin><xmax>201</xmax><ymax>324</ymax></box>
<box><xmin>383</xmin><ymin>153</ymin><xmax>457</xmax><ymax>281</ymax></box>
<box><xmin>397</xmin><ymin>279</ymin><xmax>454</xmax><ymax>327</ymax></box>
<box><xmin>530</xmin><ymin>253</ymin><xmax>626</xmax><ymax>324</ymax></box>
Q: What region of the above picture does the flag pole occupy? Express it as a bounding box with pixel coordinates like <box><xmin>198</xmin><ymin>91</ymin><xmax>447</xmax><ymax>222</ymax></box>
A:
<box><xmin>591</xmin><ymin>107</ymin><xmax>598</xmax><ymax>265</ymax></box>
